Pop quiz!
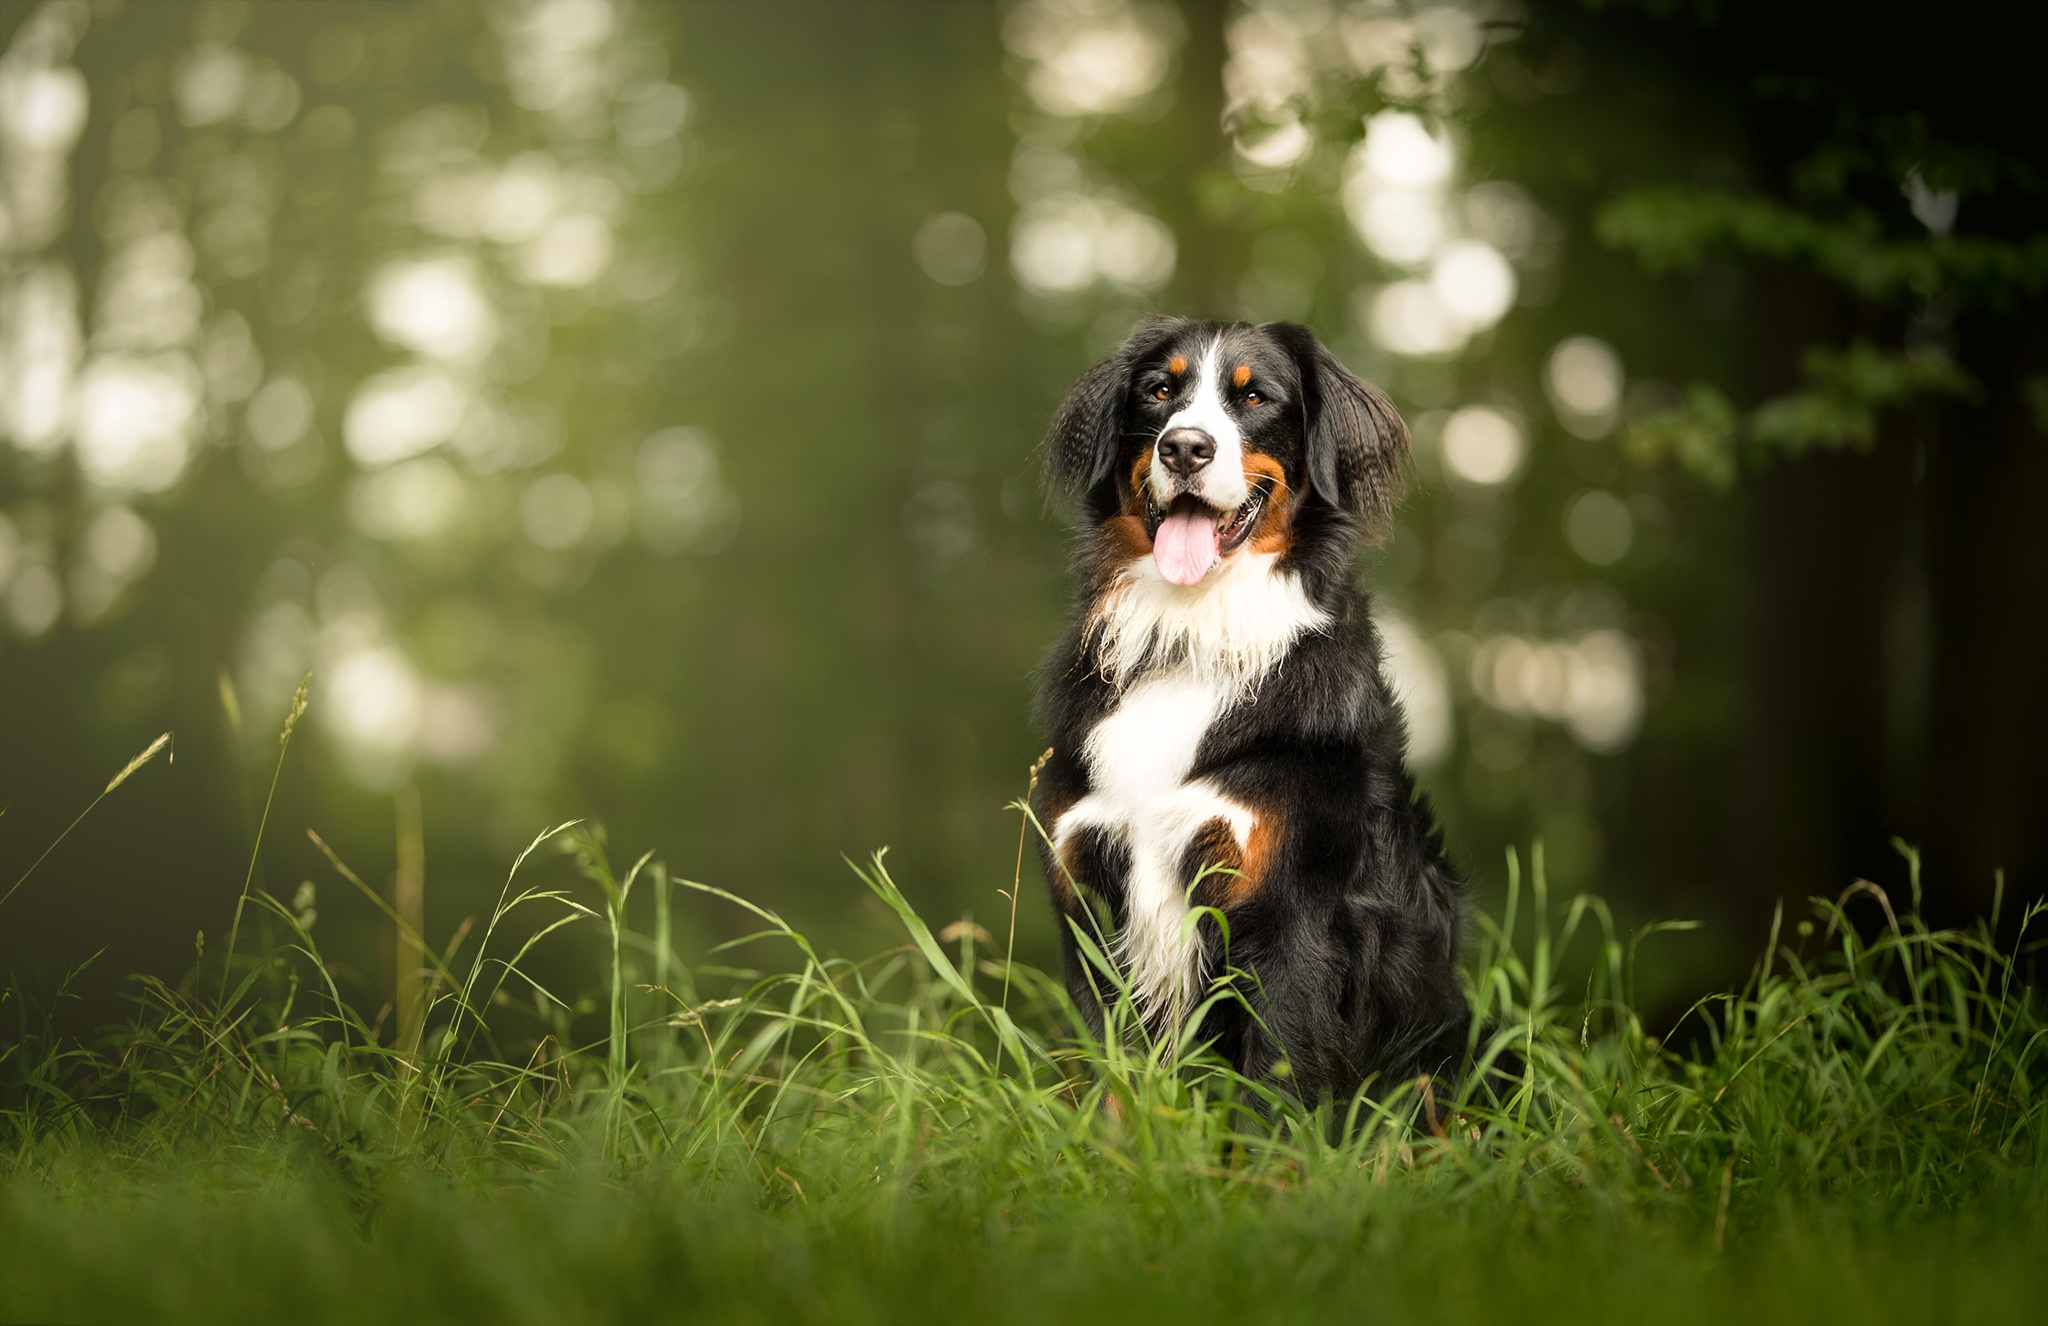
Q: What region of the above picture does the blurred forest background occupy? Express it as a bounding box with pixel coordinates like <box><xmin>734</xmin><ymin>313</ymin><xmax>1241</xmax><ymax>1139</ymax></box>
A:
<box><xmin>4</xmin><ymin>0</ymin><xmax>2044</xmax><ymax>1030</ymax></box>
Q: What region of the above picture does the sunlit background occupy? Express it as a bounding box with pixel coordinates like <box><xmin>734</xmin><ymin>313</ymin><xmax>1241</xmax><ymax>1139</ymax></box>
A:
<box><xmin>5</xmin><ymin>0</ymin><xmax>2043</xmax><ymax>1027</ymax></box>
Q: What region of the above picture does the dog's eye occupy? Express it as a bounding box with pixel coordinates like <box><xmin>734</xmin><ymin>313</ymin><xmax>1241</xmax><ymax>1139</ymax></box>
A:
<box><xmin>1243</xmin><ymin>390</ymin><xmax>1264</xmax><ymax>406</ymax></box>
<box><xmin>1152</xmin><ymin>384</ymin><xmax>1173</xmax><ymax>401</ymax></box>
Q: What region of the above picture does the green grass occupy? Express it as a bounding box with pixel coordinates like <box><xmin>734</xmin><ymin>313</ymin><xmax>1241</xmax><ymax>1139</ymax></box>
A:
<box><xmin>3</xmin><ymin>748</ymin><xmax>2044</xmax><ymax>1321</ymax></box>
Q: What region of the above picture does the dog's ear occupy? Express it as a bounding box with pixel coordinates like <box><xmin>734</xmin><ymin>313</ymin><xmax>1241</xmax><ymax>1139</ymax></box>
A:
<box><xmin>1042</xmin><ymin>315</ymin><xmax>1184</xmax><ymax>500</ymax></box>
<box><xmin>1271</xmin><ymin>322</ymin><xmax>1409</xmax><ymax>534</ymax></box>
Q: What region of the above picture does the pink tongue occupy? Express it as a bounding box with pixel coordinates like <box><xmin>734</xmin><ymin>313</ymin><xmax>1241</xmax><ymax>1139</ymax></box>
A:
<box><xmin>1153</xmin><ymin>507</ymin><xmax>1221</xmax><ymax>586</ymax></box>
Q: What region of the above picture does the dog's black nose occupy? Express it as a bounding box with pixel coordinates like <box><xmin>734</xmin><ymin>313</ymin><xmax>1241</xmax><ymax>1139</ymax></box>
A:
<box><xmin>1157</xmin><ymin>428</ymin><xmax>1215</xmax><ymax>476</ymax></box>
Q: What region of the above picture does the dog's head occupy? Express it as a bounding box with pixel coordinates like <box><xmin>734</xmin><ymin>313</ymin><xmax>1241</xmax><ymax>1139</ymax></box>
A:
<box><xmin>1043</xmin><ymin>317</ymin><xmax>1407</xmax><ymax>586</ymax></box>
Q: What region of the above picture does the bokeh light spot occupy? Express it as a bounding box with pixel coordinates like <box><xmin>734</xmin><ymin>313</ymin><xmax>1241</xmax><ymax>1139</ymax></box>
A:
<box><xmin>521</xmin><ymin>472</ymin><xmax>595</xmax><ymax>550</ymax></box>
<box><xmin>1362</xmin><ymin>281</ymin><xmax>1465</xmax><ymax>358</ymax></box>
<box><xmin>1005</xmin><ymin>0</ymin><xmax>1181</xmax><ymax>118</ymax></box>
<box><xmin>84</xmin><ymin>505</ymin><xmax>157</xmax><ymax>581</ymax></box>
<box><xmin>1430</xmin><ymin>240</ymin><xmax>1516</xmax><ymax>330</ymax></box>
<box><xmin>1379</xmin><ymin>611</ymin><xmax>1453</xmax><ymax>767</ymax></box>
<box><xmin>1441</xmin><ymin>406</ymin><xmax>1524</xmax><ymax>486</ymax></box>
<box><xmin>352</xmin><ymin>457</ymin><xmax>468</xmax><ymax>542</ymax></box>
<box><xmin>1565</xmin><ymin>490</ymin><xmax>1635</xmax><ymax>566</ymax></box>
<box><xmin>73</xmin><ymin>355</ymin><xmax>203</xmax><ymax>493</ymax></box>
<box><xmin>344</xmin><ymin>367</ymin><xmax>467</xmax><ymax>466</ymax></box>
<box><xmin>1546</xmin><ymin>336</ymin><xmax>1625</xmax><ymax>438</ymax></box>
<box><xmin>246</xmin><ymin>375</ymin><xmax>313</xmax><ymax>451</ymax></box>
<box><xmin>914</xmin><ymin>212</ymin><xmax>988</xmax><ymax>286</ymax></box>
<box><xmin>367</xmin><ymin>257</ymin><xmax>497</xmax><ymax>364</ymax></box>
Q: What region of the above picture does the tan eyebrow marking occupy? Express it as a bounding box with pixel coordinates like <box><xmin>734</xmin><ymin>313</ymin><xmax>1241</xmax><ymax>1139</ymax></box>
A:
<box><xmin>1168</xmin><ymin>354</ymin><xmax>1188</xmax><ymax>375</ymax></box>
<box><xmin>1233</xmin><ymin>364</ymin><xmax>1252</xmax><ymax>389</ymax></box>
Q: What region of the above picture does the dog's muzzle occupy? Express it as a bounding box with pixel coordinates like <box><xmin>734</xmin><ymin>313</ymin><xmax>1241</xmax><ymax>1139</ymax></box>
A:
<box><xmin>1156</xmin><ymin>428</ymin><xmax>1215</xmax><ymax>479</ymax></box>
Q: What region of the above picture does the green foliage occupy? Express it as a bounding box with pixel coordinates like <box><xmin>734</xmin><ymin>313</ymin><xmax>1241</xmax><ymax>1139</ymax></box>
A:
<box><xmin>1626</xmin><ymin>343</ymin><xmax>1980</xmax><ymax>486</ymax></box>
<box><xmin>1748</xmin><ymin>342</ymin><xmax>1979</xmax><ymax>455</ymax></box>
<box><xmin>1597</xmin><ymin>155</ymin><xmax>2037</xmax><ymax>484</ymax></box>
<box><xmin>1625</xmin><ymin>383</ymin><xmax>1741</xmax><ymax>489</ymax></box>
<box><xmin>2025</xmin><ymin>374</ymin><xmax>2048</xmax><ymax>435</ymax></box>
<box><xmin>1597</xmin><ymin>186</ymin><xmax>2048</xmax><ymax>306</ymax></box>
<box><xmin>2</xmin><ymin>818</ymin><xmax>2043</xmax><ymax>1321</ymax></box>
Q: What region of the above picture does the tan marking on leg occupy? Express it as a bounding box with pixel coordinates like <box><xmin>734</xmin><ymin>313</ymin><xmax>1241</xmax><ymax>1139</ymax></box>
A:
<box><xmin>1040</xmin><ymin>788</ymin><xmax>1078</xmax><ymax>906</ymax></box>
<box><xmin>1186</xmin><ymin>811</ymin><xmax>1279</xmax><ymax>909</ymax></box>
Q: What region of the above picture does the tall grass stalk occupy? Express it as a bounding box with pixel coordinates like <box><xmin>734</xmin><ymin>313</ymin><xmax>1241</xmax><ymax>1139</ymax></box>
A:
<box><xmin>22</xmin><ymin>825</ymin><xmax>2035</xmax><ymax>1208</ymax></box>
<box><xmin>0</xmin><ymin>731</ymin><xmax>170</xmax><ymax>910</ymax></box>
<box><xmin>2</xmin><ymin>776</ymin><xmax>2042</xmax><ymax>1321</ymax></box>
<box><xmin>219</xmin><ymin>674</ymin><xmax>309</xmax><ymax>1001</ymax></box>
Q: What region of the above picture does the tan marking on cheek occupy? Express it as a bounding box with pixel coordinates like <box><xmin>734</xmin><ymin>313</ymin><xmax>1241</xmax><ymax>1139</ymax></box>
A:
<box><xmin>1126</xmin><ymin>452</ymin><xmax>1153</xmax><ymax>515</ymax></box>
<box><xmin>1232</xmin><ymin>364</ymin><xmax>1252</xmax><ymax>389</ymax></box>
<box><xmin>1091</xmin><ymin>514</ymin><xmax>1152</xmax><ymax>587</ymax></box>
<box><xmin>1241</xmin><ymin>452</ymin><xmax>1286</xmax><ymax>486</ymax></box>
<box><xmin>1239</xmin><ymin>451</ymin><xmax>1297</xmax><ymax>556</ymax></box>
<box><xmin>1168</xmin><ymin>354</ymin><xmax>1188</xmax><ymax>376</ymax></box>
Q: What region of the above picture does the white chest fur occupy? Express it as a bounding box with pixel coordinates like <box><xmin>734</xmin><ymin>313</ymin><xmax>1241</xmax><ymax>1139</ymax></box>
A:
<box><xmin>1053</xmin><ymin>671</ymin><xmax>1255</xmax><ymax>1026</ymax></box>
<box><xmin>1055</xmin><ymin>554</ymin><xmax>1328</xmax><ymax>1027</ymax></box>
<box><xmin>1091</xmin><ymin>550</ymin><xmax>1330</xmax><ymax>696</ymax></box>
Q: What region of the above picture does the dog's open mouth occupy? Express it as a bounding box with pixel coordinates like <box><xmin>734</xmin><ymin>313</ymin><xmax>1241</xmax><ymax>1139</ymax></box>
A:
<box><xmin>1143</xmin><ymin>482</ymin><xmax>1269</xmax><ymax>586</ymax></box>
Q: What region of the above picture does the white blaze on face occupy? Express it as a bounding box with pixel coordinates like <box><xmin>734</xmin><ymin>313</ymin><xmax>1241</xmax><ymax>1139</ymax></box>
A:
<box><xmin>1149</xmin><ymin>340</ymin><xmax>1251</xmax><ymax>511</ymax></box>
<box><xmin>1148</xmin><ymin>340</ymin><xmax>1259</xmax><ymax>587</ymax></box>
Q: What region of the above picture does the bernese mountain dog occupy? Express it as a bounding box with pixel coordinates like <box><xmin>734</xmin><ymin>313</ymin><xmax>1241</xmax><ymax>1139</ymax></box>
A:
<box><xmin>1032</xmin><ymin>315</ymin><xmax>1471</xmax><ymax>1109</ymax></box>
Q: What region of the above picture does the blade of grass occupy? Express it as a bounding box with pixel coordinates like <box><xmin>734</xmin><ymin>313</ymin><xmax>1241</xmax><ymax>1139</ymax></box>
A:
<box><xmin>0</xmin><ymin>731</ymin><xmax>171</xmax><ymax>910</ymax></box>
<box><xmin>219</xmin><ymin>674</ymin><xmax>310</xmax><ymax>1003</ymax></box>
